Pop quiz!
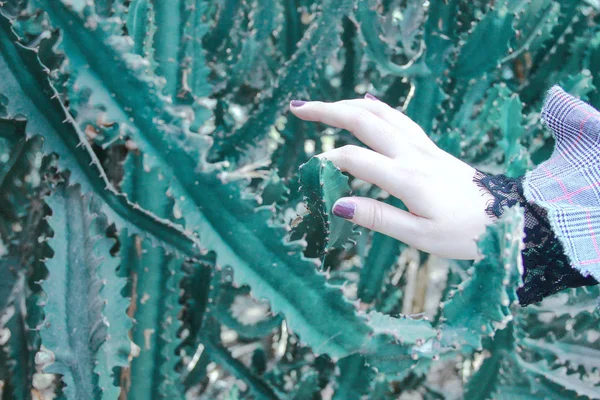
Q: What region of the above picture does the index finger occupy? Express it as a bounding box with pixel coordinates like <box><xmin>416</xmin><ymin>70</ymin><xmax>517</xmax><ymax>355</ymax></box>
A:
<box><xmin>289</xmin><ymin>100</ymin><xmax>405</xmax><ymax>158</ymax></box>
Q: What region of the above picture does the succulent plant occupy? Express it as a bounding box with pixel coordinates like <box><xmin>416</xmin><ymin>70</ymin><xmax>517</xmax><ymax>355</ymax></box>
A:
<box><xmin>0</xmin><ymin>0</ymin><xmax>599</xmax><ymax>398</ymax></box>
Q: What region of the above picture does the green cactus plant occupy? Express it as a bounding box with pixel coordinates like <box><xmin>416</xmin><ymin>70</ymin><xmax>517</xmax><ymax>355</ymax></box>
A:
<box><xmin>0</xmin><ymin>0</ymin><xmax>599</xmax><ymax>398</ymax></box>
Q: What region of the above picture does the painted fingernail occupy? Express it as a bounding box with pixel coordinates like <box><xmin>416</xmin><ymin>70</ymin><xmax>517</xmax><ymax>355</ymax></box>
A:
<box><xmin>365</xmin><ymin>93</ymin><xmax>379</xmax><ymax>101</ymax></box>
<box><xmin>333</xmin><ymin>201</ymin><xmax>356</xmax><ymax>219</ymax></box>
<box><xmin>290</xmin><ymin>100</ymin><xmax>306</xmax><ymax>107</ymax></box>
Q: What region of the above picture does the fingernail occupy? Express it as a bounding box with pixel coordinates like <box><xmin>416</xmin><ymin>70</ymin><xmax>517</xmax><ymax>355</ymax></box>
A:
<box><xmin>333</xmin><ymin>201</ymin><xmax>355</xmax><ymax>219</ymax></box>
<box><xmin>291</xmin><ymin>100</ymin><xmax>306</xmax><ymax>107</ymax></box>
<box><xmin>365</xmin><ymin>93</ymin><xmax>379</xmax><ymax>101</ymax></box>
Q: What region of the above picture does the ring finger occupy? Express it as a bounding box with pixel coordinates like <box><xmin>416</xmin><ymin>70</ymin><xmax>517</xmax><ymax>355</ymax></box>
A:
<box><xmin>317</xmin><ymin>145</ymin><xmax>418</xmax><ymax>204</ymax></box>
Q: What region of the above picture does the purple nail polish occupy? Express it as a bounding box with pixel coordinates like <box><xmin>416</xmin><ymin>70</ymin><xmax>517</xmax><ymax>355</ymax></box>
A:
<box><xmin>291</xmin><ymin>100</ymin><xmax>306</xmax><ymax>107</ymax></box>
<box><xmin>365</xmin><ymin>93</ymin><xmax>379</xmax><ymax>101</ymax></box>
<box><xmin>333</xmin><ymin>201</ymin><xmax>356</xmax><ymax>219</ymax></box>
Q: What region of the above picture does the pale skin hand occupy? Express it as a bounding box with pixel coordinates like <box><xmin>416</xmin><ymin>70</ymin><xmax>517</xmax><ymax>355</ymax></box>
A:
<box><xmin>289</xmin><ymin>94</ymin><xmax>496</xmax><ymax>260</ymax></box>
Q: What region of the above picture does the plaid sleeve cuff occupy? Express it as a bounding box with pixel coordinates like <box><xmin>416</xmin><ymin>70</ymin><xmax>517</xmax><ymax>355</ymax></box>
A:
<box><xmin>473</xmin><ymin>170</ymin><xmax>597</xmax><ymax>306</ymax></box>
<box><xmin>523</xmin><ymin>85</ymin><xmax>600</xmax><ymax>283</ymax></box>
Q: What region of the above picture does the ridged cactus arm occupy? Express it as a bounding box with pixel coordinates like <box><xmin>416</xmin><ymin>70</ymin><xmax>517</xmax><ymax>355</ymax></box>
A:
<box><xmin>179</xmin><ymin>260</ymin><xmax>215</xmax><ymax>353</ymax></box>
<box><xmin>151</xmin><ymin>0</ymin><xmax>211</xmax><ymax>112</ymax></box>
<box><xmin>354</xmin><ymin>0</ymin><xmax>427</xmax><ymax>77</ymax></box>
<box><xmin>295</xmin><ymin>157</ymin><xmax>357</xmax><ymax>259</ymax></box>
<box><xmin>95</xmin><ymin>252</ymin><xmax>133</xmax><ymax>398</ymax></box>
<box><xmin>182</xmin><ymin>0</ymin><xmax>212</xmax><ymax>101</ymax></box>
<box><xmin>318</xmin><ymin>159</ymin><xmax>357</xmax><ymax>251</ymax></box>
<box><xmin>202</xmin><ymin>0</ymin><xmax>241</xmax><ymax>55</ymax></box>
<box><xmin>443</xmin><ymin>81</ymin><xmax>505</xmax><ymax>162</ymax></box>
<box><xmin>360</xmin><ymin>208</ymin><xmax>525</xmax><ymax>374</ymax></box>
<box><xmin>1</xmin><ymin>0</ymin><xmax>599</xmax><ymax>396</ymax></box>
<box><xmin>20</xmin><ymin>1</ymin><xmax>388</xmax><ymax>359</ymax></box>
<box><xmin>0</xmin><ymin>259</ymin><xmax>37</xmax><ymax>400</ymax></box>
<box><xmin>0</xmin><ymin>131</ymin><xmax>49</xmax><ymax>399</ymax></box>
<box><xmin>126</xmin><ymin>0</ymin><xmax>155</xmax><ymax>57</ymax></box>
<box><xmin>467</xmin><ymin>326</ymin><xmax>600</xmax><ymax>399</ymax></box>
<box><xmin>467</xmin><ymin>287</ymin><xmax>600</xmax><ymax>398</ymax></box>
<box><xmin>451</xmin><ymin>0</ymin><xmax>516</xmax><ymax>79</ymax></box>
<box><xmin>277</xmin><ymin>0</ymin><xmax>303</xmax><ymax>59</ymax></box>
<box><xmin>0</xmin><ymin>11</ymin><xmax>200</xmax><ymax>257</ymax></box>
<box><xmin>438</xmin><ymin>206</ymin><xmax>525</xmax><ymax>353</ymax></box>
<box><xmin>42</xmin><ymin>185</ymin><xmax>131</xmax><ymax>399</ymax></box>
<box><xmin>26</xmin><ymin>0</ymin><xmax>192</xmax><ymax>155</ymax></box>
<box><xmin>182</xmin><ymin>275</ymin><xmax>282</xmax><ymax>400</ymax></box>
<box><xmin>152</xmin><ymin>0</ymin><xmax>186</xmax><ymax>98</ymax></box>
<box><xmin>463</xmin><ymin>326</ymin><xmax>516</xmax><ymax>399</ymax></box>
<box><xmin>165</xmin><ymin>174</ymin><xmax>378</xmax><ymax>358</ymax></box>
<box><xmin>176</xmin><ymin>260</ymin><xmax>214</xmax><ymax>390</ymax></box>
<box><xmin>357</xmin><ymin>198</ymin><xmax>407</xmax><ymax>304</ymax></box>
<box><xmin>332</xmin><ymin>354</ymin><xmax>375</xmax><ymax>400</ymax></box>
<box><xmin>119</xmin><ymin>153</ymin><xmax>186</xmax><ymax>399</ymax></box>
<box><xmin>155</xmin><ymin>257</ymin><xmax>186</xmax><ymax>397</ymax></box>
<box><xmin>2</xmin><ymin>285</ymin><xmax>38</xmax><ymax>400</ymax></box>
<box><xmin>502</xmin><ymin>0</ymin><xmax>561</xmax><ymax>64</ymax></box>
<box><xmin>446</xmin><ymin>78</ymin><xmax>495</xmax><ymax>134</ymax></box>
<box><xmin>22</xmin><ymin>0</ymin><xmax>218</xmax><ymax>213</ymax></box>
<box><xmin>496</xmin><ymin>93</ymin><xmax>531</xmax><ymax>177</ymax></box>
<box><xmin>519</xmin><ymin>2</ymin><xmax>587</xmax><ymax>106</ymax></box>
<box><xmin>226</xmin><ymin>0</ymin><xmax>279</xmax><ymax>90</ymax></box>
<box><xmin>296</xmin><ymin>161</ymin><xmax>439</xmax><ymax>370</ymax></box>
<box><xmin>404</xmin><ymin>0</ymin><xmax>459</xmax><ymax>132</ymax></box>
<box><xmin>213</xmin><ymin>0</ymin><xmax>355</xmax><ymax>160</ymax></box>
<box><xmin>18</xmin><ymin>0</ymin><xmax>214</xmax><ymax>228</ymax></box>
<box><xmin>440</xmin><ymin>4</ymin><xmax>530</xmax><ymax>145</ymax></box>
<box><xmin>359</xmin><ymin>311</ymin><xmax>438</xmax><ymax>375</ymax></box>
<box><xmin>516</xmin><ymin>360</ymin><xmax>600</xmax><ymax>399</ymax></box>
<box><xmin>444</xmin><ymin>83</ymin><xmax>532</xmax><ymax>171</ymax></box>
<box><xmin>521</xmin><ymin>333</ymin><xmax>600</xmax><ymax>373</ymax></box>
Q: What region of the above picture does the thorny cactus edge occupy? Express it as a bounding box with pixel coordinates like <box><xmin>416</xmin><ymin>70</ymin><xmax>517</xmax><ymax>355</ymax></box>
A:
<box><xmin>0</xmin><ymin>0</ymin><xmax>599</xmax><ymax>399</ymax></box>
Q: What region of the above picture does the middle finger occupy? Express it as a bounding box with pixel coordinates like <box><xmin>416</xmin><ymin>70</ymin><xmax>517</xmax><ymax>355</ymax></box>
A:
<box><xmin>316</xmin><ymin>145</ymin><xmax>417</xmax><ymax>202</ymax></box>
<box><xmin>290</xmin><ymin>101</ymin><xmax>404</xmax><ymax>157</ymax></box>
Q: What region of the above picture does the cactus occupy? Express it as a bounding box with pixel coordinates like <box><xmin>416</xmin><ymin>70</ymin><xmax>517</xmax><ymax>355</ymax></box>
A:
<box><xmin>0</xmin><ymin>0</ymin><xmax>599</xmax><ymax>398</ymax></box>
<box><xmin>41</xmin><ymin>185</ymin><xmax>131</xmax><ymax>399</ymax></box>
<box><xmin>292</xmin><ymin>157</ymin><xmax>357</xmax><ymax>260</ymax></box>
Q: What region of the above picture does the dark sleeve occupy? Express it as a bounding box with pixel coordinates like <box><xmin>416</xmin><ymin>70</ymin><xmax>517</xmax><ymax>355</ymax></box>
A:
<box><xmin>472</xmin><ymin>169</ymin><xmax>598</xmax><ymax>306</ymax></box>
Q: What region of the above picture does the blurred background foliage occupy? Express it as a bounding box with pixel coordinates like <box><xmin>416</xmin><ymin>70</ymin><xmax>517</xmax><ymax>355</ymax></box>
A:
<box><xmin>0</xmin><ymin>0</ymin><xmax>599</xmax><ymax>398</ymax></box>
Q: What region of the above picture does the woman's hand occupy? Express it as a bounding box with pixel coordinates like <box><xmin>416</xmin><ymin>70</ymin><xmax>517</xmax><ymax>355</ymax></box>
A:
<box><xmin>289</xmin><ymin>94</ymin><xmax>496</xmax><ymax>260</ymax></box>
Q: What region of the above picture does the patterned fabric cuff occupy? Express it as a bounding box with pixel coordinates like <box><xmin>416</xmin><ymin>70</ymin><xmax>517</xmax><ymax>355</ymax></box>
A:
<box><xmin>473</xmin><ymin>170</ymin><xmax>597</xmax><ymax>306</ymax></box>
<box><xmin>523</xmin><ymin>86</ymin><xmax>600</xmax><ymax>283</ymax></box>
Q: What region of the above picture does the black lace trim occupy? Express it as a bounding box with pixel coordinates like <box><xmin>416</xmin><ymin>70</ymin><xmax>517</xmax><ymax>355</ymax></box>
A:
<box><xmin>473</xmin><ymin>169</ymin><xmax>598</xmax><ymax>306</ymax></box>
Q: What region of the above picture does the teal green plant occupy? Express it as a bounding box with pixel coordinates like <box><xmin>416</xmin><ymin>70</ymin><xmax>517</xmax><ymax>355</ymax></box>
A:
<box><xmin>0</xmin><ymin>0</ymin><xmax>599</xmax><ymax>399</ymax></box>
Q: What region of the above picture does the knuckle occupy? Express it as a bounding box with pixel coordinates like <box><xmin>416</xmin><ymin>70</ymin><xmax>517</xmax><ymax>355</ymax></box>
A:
<box><xmin>414</xmin><ymin>139</ymin><xmax>440</xmax><ymax>158</ymax></box>
<box><xmin>339</xmin><ymin>145</ymin><xmax>360</xmax><ymax>161</ymax></box>
<box><xmin>395</xmin><ymin>162</ymin><xmax>421</xmax><ymax>183</ymax></box>
<box><xmin>418</xmin><ymin>219</ymin><xmax>439</xmax><ymax>243</ymax></box>
<box><xmin>382</xmin><ymin>128</ymin><xmax>399</xmax><ymax>146</ymax></box>
<box><xmin>351</xmin><ymin>108</ymin><xmax>372</xmax><ymax>125</ymax></box>
<box><xmin>377</xmin><ymin>99</ymin><xmax>393</xmax><ymax>110</ymax></box>
<box><xmin>396</xmin><ymin>153</ymin><xmax>432</xmax><ymax>180</ymax></box>
<box><xmin>415</xmin><ymin>218</ymin><xmax>430</xmax><ymax>238</ymax></box>
<box><xmin>365</xmin><ymin>203</ymin><xmax>385</xmax><ymax>231</ymax></box>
